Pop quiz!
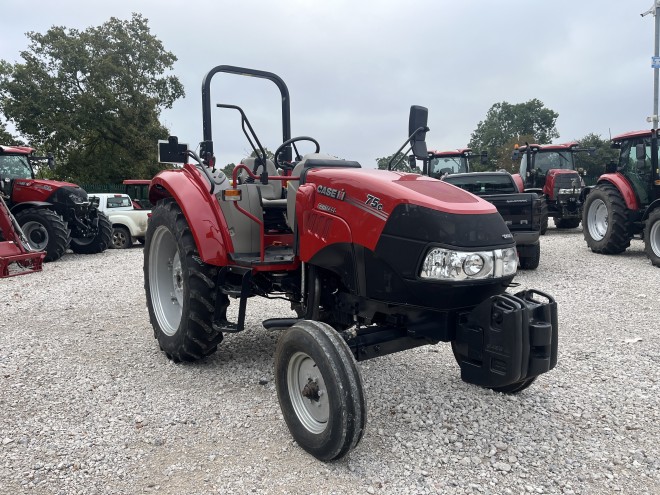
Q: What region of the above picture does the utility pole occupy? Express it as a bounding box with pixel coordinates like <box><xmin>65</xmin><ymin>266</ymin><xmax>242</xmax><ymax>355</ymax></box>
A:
<box><xmin>642</xmin><ymin>1</ymin><xmax>660</xmax><ymax>176</ymax></box>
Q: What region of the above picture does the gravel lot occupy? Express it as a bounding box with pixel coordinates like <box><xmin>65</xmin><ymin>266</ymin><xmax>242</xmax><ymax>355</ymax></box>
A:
<box><xmin>1</xmin><ymin>226</ymin><xmax>659</xmax><ymax>495</ymax></box>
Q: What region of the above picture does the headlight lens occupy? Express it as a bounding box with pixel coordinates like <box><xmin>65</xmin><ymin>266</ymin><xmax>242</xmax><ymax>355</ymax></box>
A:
<box><xmin>420</xmin><ymin>247</ymin><xmax>517</xmax><ymax>281</ymax></box>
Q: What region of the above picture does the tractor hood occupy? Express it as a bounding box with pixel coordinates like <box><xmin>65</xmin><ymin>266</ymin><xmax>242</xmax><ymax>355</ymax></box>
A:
<box><xmin>301</xmin><ymin>168</ymin><xmax>511</xmax><ymax>253</ymax></box>
<box><xmin>11</xmin><ymin>179</ymin><xmax>89</xmax><ymax>204</ymax></box>
<box><xmin>304</xmin><ymin>168</ymin><xmax>495</xmax><ymax>215</ymax></box>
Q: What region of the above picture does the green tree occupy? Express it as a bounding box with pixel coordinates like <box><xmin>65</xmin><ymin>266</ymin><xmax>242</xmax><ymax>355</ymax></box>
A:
<box><xmin>0</xmin><ymin>121</ymin><xmax>20</xmax><ymax>145</ymax></box>
<box><xmin>0</xmin><ymin>13</ymin><xmax>184</xmax><ymax>182</ymax></box>
<box><xmin>574</xmin><ymin>133</ymin><xmax>619</xmax><ymax>185</ymax></box>
<box><xmin>468</xmin><ymin>99</ymin><xmax>559</xmax><ymax>170</ymax></box>
<box><xmin>376</xmin><ymin>152</ymin><xmax>418</xmax><ymax>172</ymax></box>
<box><xmin>222</xmin><ymin>163</ymin><xmax>236</xmax><ymax>178</ymax></box>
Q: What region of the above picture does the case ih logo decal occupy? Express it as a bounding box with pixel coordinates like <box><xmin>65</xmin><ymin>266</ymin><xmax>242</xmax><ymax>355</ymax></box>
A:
<box><xmin>316</xmin><ymin>185</ymin><xmax>346</xmax><ymax>200</ymax></box>
<box><xmin>345</xmin><ymin>193</ymin><xmax>389</xmax><ymax>221</ymax></box>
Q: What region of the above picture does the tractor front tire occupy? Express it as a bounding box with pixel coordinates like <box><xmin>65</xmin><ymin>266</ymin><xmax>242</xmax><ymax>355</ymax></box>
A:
<box><xmin>583</xmin><ymin>184</ymin><xmax>631</xmax><ymax>254</ymax></box>
<box><xmin>15</xmin><ymin>207</ymin><xmax>70</xmax><ymax>262</ymax></box>
<box><xmin>519</xmin><ymin>243</ymin><xmax>540</xmax><ymax>270</ymax></box>
<box><xmin>112</xmin><ymin>226</ymin><xmax>132</xmax><ymax>249</ymax></box>
<box><xmin>144</xmin><ymin>199</ymin><xmax>225</xmax><ymax>362</ymax></box>
<box><xmin>69</xmin><ymin>211</ymin><xmax>113</xmax><ymax>254</ymax></box>
<box><xmin>275</xmin><ymin>320</ymin><xmax>366</xmax><ymax>461</ymax></box>
<box><xmin>644</xmin><ymin>208</ymin><xmax>660</xmax><ymax>267</ymax></box>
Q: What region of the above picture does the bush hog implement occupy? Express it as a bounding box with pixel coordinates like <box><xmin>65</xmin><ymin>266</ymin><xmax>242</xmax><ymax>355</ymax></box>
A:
<box><xmin>144</xmin><ymin>65</ymin><xmax>559</xmax><ymax>461</ymax></box>
<box><xmin>0</xmin><ymin>195</ymin><xmax>45</xmax><ymax>277</ymax></box>
<box><xmin>511</xmin><ymin>143</ymin><xmax>593</xmax><ymax>233</ymax></box>
<box><xmin>0</xmin><ymin>146</ymin><xmax>112</xmax><ymax>261</ymax></box>
<box><xmin>583</xmin><ymin>130</ymin><xmax>660</xmax><ymax>267</ymax></box>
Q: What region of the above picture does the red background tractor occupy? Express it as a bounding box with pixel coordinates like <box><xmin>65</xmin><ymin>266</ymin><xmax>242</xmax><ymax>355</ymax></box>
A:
<box><xmin>582</xmin><ymin>130</ymin><xmax>660</xmax><ymax>266</ymax></box>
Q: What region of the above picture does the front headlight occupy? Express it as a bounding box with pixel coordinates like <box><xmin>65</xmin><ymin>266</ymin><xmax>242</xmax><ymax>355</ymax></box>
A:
<box><xmin>420</xmin><ymin>247</ymin><xmax>517</xmax><ymax>281</ymax></box>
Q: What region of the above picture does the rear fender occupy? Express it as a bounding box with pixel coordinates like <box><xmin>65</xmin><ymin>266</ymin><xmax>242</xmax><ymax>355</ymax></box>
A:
<box><xmin>149</xmin><ymin>167</ymin><xmax>233</xmax><ymax>265</ymax></box>
<box><xmin>597</xmin><ymin>174</ymin><xmax>639</xmax><ymax>210</ymax></box>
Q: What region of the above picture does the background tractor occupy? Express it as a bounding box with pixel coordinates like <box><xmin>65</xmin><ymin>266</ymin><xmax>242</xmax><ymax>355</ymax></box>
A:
<box><xmin>144</xmin><ymin>65</ymin><xmax>558</xmax><ymax>461</ymax></box>
<box><xmin>0</xmin><ymin>145</ymin><xmax>112</xmax><ymax>261</ymax></box>
<box><xmin>511</xmin><ymin>142</ymin><xmax>593</xmax><ymax>233</ymax></box>
<box><xmin>582</xmin><ymin>130</ymin><xmax>660</xmax><ymax>267</ymax></box>
<box><xmin>421</xmin><ymin>148</ymin><xmax>488</xmax><ymax>178</ymax></box>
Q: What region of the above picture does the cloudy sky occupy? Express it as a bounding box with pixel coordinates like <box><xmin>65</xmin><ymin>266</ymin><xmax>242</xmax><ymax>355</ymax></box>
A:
<box><xmin>1</xmin><ymin>1</ymin><xmax>658</xmax><ymax>168</ymax></box>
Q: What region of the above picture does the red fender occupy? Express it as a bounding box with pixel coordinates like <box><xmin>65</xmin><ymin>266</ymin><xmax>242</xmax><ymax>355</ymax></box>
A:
<box><xmin>597</xmin><ymin>174</ymin><xmax>640</xmax><ymax>211</ymax></box>
<box><xmin>149</xmin><ymin>166</ymin><xmax>233</xmax><ymax>265</ymax></box>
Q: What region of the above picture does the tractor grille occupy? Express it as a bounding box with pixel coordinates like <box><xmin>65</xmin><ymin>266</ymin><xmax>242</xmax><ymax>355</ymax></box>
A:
<box><xmin>553</xmin><ymin>172</ymin><xmax>581</xmax><ymax>198</ymax></box>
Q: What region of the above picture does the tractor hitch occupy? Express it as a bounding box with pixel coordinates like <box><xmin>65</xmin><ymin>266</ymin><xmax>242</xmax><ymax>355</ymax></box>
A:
<box><xmin>453</xmin><ymin>289</ymin><xmax>558</xmax><ymax>388</ymax></box>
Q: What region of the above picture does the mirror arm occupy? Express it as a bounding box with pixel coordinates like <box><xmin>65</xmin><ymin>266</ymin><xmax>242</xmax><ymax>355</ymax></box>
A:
<box><xmin>388</xmin><ymin>127</ymin><xmax>429</xmax><ymax>171</ymax></box>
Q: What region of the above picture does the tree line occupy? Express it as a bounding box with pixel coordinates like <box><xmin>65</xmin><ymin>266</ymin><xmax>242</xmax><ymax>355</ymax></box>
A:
<box><xmin>1</xmin><ymin>14</ymin><xmax>618</xmax><ymax>184</ymax></box>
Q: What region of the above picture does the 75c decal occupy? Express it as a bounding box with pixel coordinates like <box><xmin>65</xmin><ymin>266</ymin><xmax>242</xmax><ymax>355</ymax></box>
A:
<box><xmin>365</xmin><ymin>194</ymin><xmax>384</xmax><ymax>211</ymax></box>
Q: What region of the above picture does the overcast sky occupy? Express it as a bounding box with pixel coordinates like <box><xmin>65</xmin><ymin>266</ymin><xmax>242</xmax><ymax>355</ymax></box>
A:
<box><xmin>1</xmin><ymin>1</ymin><xmax>658</xmax><ymax>168</ymax></box>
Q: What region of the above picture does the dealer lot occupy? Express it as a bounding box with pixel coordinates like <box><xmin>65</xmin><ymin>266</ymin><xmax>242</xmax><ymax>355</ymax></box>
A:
<box><xmin>0</xmin><ymin>228</ymin><xmax>658</xmax><ymax>494</ymax></box>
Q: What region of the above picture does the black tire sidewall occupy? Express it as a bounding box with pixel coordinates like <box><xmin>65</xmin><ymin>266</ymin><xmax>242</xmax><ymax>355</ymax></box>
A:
<box><xmin>644</xmin><ymin>209</ymin><xmax>660</xmax><ymax>266</ymax></box>
<box><xmin>15</xmin><ymin>207</ymin><xmax>69</xmax><ymax>262</ymax></box>
<box><xmin>275</xmin><ymin>322</ymin><xmax>364</xmax><ymax>461</ymax></box>
<box><xmin>583</xmin><ymin>185</ymin><xmax>630</xmax><ymax>253</ymax></box>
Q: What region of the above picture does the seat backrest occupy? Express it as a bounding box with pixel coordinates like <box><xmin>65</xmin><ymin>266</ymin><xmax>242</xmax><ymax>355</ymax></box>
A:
<box><xmin>239</xmin><ymin>158</ymin><xmax>282</xmax><ymax>200</ymax></box>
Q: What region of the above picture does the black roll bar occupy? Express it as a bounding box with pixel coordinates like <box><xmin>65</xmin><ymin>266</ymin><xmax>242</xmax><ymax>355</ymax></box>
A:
<box><xmin>201</xmin><ymin>65</ymin><xmax>292</xmax><ymax>162</ymax></box>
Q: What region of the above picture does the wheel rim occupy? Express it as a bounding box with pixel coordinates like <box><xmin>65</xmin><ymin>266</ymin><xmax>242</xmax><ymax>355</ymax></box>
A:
<box><xmin>651</xmin><ymin>219</ymin><xmax>660</xmax><ymax>256</ymax></box>
<box><xmin>22</xmin><ymin>221</ymin><xmax>49</xmax><ymax>251</ymax></box>
<box><xmin>112</xmin><ymin>231</ymin><xmax>126</xmax><ymax>247</ymax></box>
<box><xmin>287</xmin><ymin>351</ymin><xmax>329</xmax><ymax>434</ymax></box>
<box><xmin>587</xmin><ymin>198</ymin><xmax>608</xmax><ymax>241</ymax></box>
<box><xmin>149</xmin><ymin>225</ymin><xmax>183</xmax><ymax>336</ymax></box>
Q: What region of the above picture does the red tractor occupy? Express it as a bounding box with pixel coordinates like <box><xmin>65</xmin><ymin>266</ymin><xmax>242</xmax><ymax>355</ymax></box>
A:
<box><xmin>422</xmin><ymin>148</ymin><xmax>488</xmax><ymax>177</ymax></box>
<box><xmin>582</xmin><ymin>130</ymin><xmax>660</xmax><ymax>267</ymax></box>
<box><xmin>511</xmin><ymin>142</ymin><xmax>593</xmax><ymax>233</ymax></box>
<box><xmin>0</xmin><ymin>145</ymin><xmax>112</xmax><ymax>261</ymax></box>
<box><xmin>144</xmin><ymin>65</ymin><xmax>558</xmax><ymax>461</ymax></box>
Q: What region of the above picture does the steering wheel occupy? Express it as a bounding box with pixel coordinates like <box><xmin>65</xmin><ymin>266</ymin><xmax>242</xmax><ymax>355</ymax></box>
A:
<box><xmin>274</xmin><ymin>136</ymin><xmax>320</xmax><ymax>170</ymax></box>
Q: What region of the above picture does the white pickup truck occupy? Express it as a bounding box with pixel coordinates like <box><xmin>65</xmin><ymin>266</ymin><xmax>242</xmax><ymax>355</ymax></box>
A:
<box><xmin>88</xmin><ymin>193</ymin><xmax>151</xmax><ymax>249</ymax></box>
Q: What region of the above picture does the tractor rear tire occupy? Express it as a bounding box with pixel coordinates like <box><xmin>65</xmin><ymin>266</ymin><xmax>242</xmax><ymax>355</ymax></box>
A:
<box><xmin>539</xmin><ymin>197</ymin><xmax>548</xmax><ymax>235</ymax></box>
<box><xmin>554</xmin><ymin>217</ymin><xmax>580</xmax><ymax>229</ymax></box>
<box><xmin>519</xmin><ymin>243</ymin><xmax>540</xmax><ymax>270</ymax></box>
<box><xmin>15</xmin><ymin>207</ymin><xmax>70</xmax><ymax>262</ymax></box>
<box><xmin>144</xmin><ymin>199</ymin><xmax>225</xmax><ymax>362</ymax></box>
<box><xmin>583</xmin><ymin>184</ymin><xmax>631</xmax><ymax>254</ymax></box>
<box><xmin>69</xmin><ymin>211</ymin><xmax>113</xmax><ymax>254</ymax></box>
<box><xmin>275</xmin><ymin>320</ymin><xmax>366</xmax><ymax>461</ymax></box>
<box><xmin>112</xmin><ymin>226</ymin><xmax>132</xmax><ymax>249</ymax></box>
<box><xmin>644</xmin><ymin>208</ymin><xmax>660</xmax><ymax>267</ymax></box>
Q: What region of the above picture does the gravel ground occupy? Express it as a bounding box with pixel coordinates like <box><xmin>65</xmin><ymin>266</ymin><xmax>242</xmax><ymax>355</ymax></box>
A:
<box><xmin>1</xmin><ymin>226</ymin><xmax>659</xmax><ymax>495</ymax></box>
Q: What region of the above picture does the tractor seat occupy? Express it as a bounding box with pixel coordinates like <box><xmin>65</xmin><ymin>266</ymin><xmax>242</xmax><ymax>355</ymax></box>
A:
<box><xmin>286</xmin><ymin>153</ymin><xmax>361</xmax><ymax>229</ymax></box>
<box><xmin>239</xmin><ymin>158</ymin><xmax>283</xmax><ymax>202</ymax></box>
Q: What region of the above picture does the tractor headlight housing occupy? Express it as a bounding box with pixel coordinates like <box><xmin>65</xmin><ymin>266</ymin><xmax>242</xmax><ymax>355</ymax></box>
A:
<box><xmin>420</xmin><ymin>247</ymin><xmax>517</xmax><ymax>281</ymax></box>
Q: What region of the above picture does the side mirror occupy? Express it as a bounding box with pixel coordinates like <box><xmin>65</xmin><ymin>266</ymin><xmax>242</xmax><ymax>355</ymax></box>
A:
<box><xmin>605</xmin><ymin>161</ymin><xmax>618</xmax><ymax>174</ymax></box>
<box><xmin>409</xmin><ymin>105</ymin><xmax>429</xmax><ymax>160</ymax></box>
<box><xmin>158</xmin><ymin>136</ymin><xmax>188</xmax><ymax>164</ymax></box>
<box><xmin>635</xmin><ymin>143</ymin><xmax>647</xmax><ymax>161</ymax></box>
<box><xmin>47</xmin><ymin>153</ymin><xmax>55</xmax><ymax>170</ymax></box>
<box><xmin>480</xmin><ymin>151</ymin><xmax>488</xmax><ymax>165</ymax></box>
<box><xmin>512</xmin><ymin>149</ymin><xmax>520</xmax><ymax>160</ymax></box>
